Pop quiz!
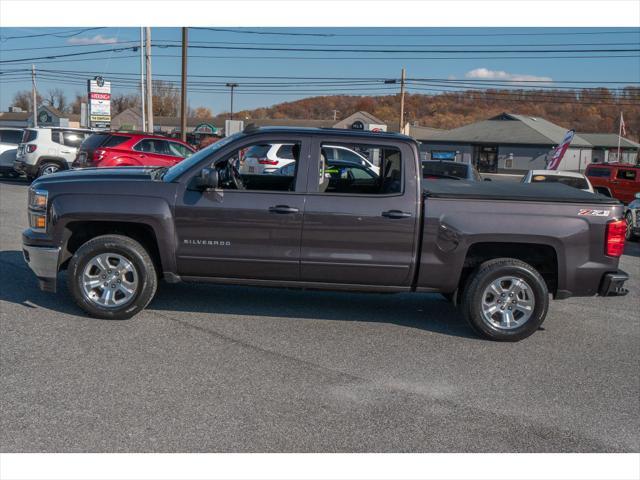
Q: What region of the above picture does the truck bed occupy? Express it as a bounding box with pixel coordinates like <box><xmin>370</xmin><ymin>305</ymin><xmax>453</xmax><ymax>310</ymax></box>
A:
<box><xmin>422</xmin><ymin>179</ymin><xmax>619</xmax><ymax>204</ymax></box>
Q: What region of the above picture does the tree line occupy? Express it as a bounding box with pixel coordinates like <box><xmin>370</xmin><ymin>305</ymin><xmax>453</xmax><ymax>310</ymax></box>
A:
<box><xmin>10</xmin><ymin>80</ymin><xmax>213</xmax><ymax>119</ymax></box>
<box><xmin>230</xmin><ymin>87</ymin><xmax>640</xmax><ymax>141</ymax></box>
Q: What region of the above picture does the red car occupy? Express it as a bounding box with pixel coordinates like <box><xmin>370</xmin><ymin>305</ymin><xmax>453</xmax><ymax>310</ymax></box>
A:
<box><xmin>73</xmin><ymin>132</ymin><xmax>195</xmax><ymax>169</ymax></box>
<box><xmin>584</xmin><ymin>162</ymin><xmax>640</xmax><ymax>204</ymax></box>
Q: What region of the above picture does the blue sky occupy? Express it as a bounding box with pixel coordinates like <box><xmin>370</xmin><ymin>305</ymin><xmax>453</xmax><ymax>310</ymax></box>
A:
<box><xmin>0</xmin><ymin>27</ymin><xmax>639</xmax><ymax>115</ymax></box>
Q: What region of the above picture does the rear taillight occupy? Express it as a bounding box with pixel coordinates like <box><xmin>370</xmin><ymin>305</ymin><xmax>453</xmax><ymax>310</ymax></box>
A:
<box><xmin>26</xmin><ymin>144</ymin><xmax>37</xmax><ymax>153</ymax></box>
<box><xmin>257</xmin><ymin>157</ymin><xmax>278</xmax><ymax>165</ymax></box>
<box><xmin>605</xmin><ymin>219</ymin><xmax>626</xmax><ymax>257</ymax></box>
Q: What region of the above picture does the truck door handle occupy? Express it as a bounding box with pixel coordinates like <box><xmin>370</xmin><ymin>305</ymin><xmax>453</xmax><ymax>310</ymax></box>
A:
<box><xmin>268</xmin><ymin>205</ymin><xmax>299</xmax><ymax>214</ymax></box>
<box><xmin>382</xmin><ymin>210</ymin><xmax>412</xmax><ymax>219</ymax></box>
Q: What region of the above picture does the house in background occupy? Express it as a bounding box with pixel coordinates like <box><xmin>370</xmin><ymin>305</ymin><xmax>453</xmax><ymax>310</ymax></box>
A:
<box><xmin>0</xmin><ymin>105</ymin><xmax>80</xmax><ymax>129</ymax></box>
<box><xmin>577</xmin><ymin>133</ymin><xmax>639</xmax><ymax>164</ymax></box>
<box><xmin>413</xmin><ymin>113</ymin><xmax>597</xmax><ymax>174</ymax></box>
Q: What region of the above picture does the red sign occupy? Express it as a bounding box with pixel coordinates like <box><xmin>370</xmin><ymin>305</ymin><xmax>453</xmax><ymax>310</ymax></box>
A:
<box><xmin>89</xmin><ymin>92</ymin><xmax>111</xmax><ymax>100</ymax></box>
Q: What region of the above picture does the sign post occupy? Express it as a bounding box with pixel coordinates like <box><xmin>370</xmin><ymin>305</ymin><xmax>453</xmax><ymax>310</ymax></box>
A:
<box><xmin>87</xmin><ymin>76</ymin><xmax>111</xmax><ymax>130</ymax></box>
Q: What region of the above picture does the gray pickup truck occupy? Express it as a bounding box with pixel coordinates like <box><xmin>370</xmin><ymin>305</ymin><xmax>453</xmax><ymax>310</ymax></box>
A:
<box><xmin>22</xmin><ymin>127</ymin><xmax>629</xmax><ymax>341</ymax></box>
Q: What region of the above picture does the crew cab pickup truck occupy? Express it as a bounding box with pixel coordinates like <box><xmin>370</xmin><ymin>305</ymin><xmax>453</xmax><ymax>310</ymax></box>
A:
<box><xmin>22</xmin><ymin>127</ymin><xmax>629</xmax><ymax>341</ymax></box>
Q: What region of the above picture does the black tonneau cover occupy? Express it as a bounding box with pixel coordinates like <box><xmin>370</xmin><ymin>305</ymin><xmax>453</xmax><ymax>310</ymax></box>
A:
<box><xmin>422</xmin><ymin>179</ymin><xmax>619</xmax><ymax>205</ymax></box>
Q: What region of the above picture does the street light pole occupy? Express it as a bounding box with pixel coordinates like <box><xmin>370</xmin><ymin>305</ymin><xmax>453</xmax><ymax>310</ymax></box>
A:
<box><xmin>226</xmin><ymin>83</ymin><xmax>238</xmax><ymax>120</ymax></box>
<box><xmin>180</xmin><ymin>27</ymin><xmax>188</xmax><ymax>142</ymax></box>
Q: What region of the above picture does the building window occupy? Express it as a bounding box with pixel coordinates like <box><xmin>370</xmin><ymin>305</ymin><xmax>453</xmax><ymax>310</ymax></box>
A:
<box><xmin>431</xmin><ymin>150</ymin><xmax>456</xmax><ymax>160</ymax></box>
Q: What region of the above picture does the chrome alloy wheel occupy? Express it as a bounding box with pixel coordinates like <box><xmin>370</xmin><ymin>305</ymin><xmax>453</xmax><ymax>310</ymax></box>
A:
<box><xmin>480</xmin><ymin>276</ymin><xmax>535</xmax><ymax>330</ymax></box>
<box><xmin>81</xmin><ymin>253</ymin><xmax>139</xmax><ymax>308</ymax></box>
<box><xmin>41</xmin><ymin>164</ymin><xmax>60</xmax><ymax>175</ymax></box>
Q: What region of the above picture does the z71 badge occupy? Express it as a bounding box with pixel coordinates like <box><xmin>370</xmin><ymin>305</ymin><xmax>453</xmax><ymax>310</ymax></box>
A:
<box><xmin>578</xmin><ymin>209</ymin><xmax>610</xmax><ymax>217</ymax></box>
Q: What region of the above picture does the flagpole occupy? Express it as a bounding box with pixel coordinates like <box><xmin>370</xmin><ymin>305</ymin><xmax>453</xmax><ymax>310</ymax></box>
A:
<box><xmin>616</xmin><ymin>112</ymin><xmax>622</xmax><ymax>163</ymax></box>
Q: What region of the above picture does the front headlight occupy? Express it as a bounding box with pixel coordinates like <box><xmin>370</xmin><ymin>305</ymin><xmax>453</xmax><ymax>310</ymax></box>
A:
<box><xmin>29</xmin><ymin>188</ymin><xmax>48</xmax><ymax>210</ymax></box>
<box><xmin>28</xmin><ymin>188</ymin><xmax>48</xmax><ymax>231</ymax></box>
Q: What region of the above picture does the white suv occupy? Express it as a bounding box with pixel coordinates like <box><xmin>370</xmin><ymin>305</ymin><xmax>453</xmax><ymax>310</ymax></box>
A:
<box><xmin>14</xmin><ymin>127</ymin><xmax>94</xmax><ymax>181</ymax></box>
<box><xmin>0</xmin><ymin>128</ymin><xmax>23</xmax><ymax>177</ymax></box>
<box><xmin>241</xmin><ymin>143</ymin><xmax>380</xmax><ymax>175</ymax></box>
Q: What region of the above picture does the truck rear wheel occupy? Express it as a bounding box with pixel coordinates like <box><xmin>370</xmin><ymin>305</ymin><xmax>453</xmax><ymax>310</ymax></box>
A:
<box><xmin>67</xmin><ymin>235</ymin><xmax>158</xmax><ymax>320</ymax></box>
<box><xmin>460</xmin><ymin>258</ymin><xmax>549</xmax><ymax>341</ymax></box>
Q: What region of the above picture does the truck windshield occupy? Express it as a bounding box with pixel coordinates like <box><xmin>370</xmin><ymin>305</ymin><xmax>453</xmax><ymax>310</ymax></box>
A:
<box><xmin>162</xmin><ymin>133</ymin><xmax>242</xmax><ymax>182</ymax></box>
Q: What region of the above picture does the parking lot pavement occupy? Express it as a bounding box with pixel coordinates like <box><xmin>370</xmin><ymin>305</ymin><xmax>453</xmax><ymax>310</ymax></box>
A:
<box><xmin>1</xmin><ymin>178</ymin><xmax>638</xmax><ymax>453</ymax></box>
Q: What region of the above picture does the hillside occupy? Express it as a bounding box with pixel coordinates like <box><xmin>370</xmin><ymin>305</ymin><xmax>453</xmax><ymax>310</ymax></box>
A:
<box><xmin>221</xmin><ymin>88</ymin><xmax>640</xmax><ymax>141</ymax></box>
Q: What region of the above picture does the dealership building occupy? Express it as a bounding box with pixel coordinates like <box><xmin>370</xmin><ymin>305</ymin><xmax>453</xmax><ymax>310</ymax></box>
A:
<box><xmin>411</xmin><ymin>113</ymin><xmax>639</xmax><ymax>173</ymax></box>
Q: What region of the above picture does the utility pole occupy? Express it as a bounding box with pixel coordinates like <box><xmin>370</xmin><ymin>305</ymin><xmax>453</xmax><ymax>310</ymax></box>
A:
<box><xmin>31</xmin><ymin>64</ymin><xmax>38</xmax><ymax>127</ymax></box>
<box><xmin>140</xmin><ymin>27</ymin><xmax>146</xmax><ymax>132</ymax></box>
<box><xmin>145</xmin><ymin>27</ymin><xmax>154</xmax><ymax>133</ymax></box>
<box><xmin>399</xmin><ymin>67</ymin><xmax>406</xmax><ymax>134</ymax></box>
<box><xmin>180</xmin><ymin>28</ymin><xmax>188</xmax><ymax>142</ymax></box>
<box><xmin>226</xmin><ymin>82</ymin><xmax>238</xmax><ymax>120</ymax></box>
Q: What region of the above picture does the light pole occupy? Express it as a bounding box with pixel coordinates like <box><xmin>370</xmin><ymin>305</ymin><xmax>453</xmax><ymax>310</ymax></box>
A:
<box><xmin>226</xmin><ymin>82</ymin><xmax>238</xmax><ymax>120</ymax></box>
<box><xmin>180</xmin><ymin>27</ymin><xmax>188</xmax><ymax>142</ymax></box>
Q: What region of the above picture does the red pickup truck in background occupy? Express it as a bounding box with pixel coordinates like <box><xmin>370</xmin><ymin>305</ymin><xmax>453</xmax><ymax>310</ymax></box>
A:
<box><xmin>73</xmin><ymin>132</ymin><xmax>195</xmax><ymax>169</ymax></box>
<box><xmin>585</xmin><ymin>163</ymin><xmax>640</xmax><ymax>204</ymax></box>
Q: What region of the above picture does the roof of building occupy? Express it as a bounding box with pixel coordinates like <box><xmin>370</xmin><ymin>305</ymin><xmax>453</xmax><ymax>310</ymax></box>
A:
<box><xmin>577</xmin><ymin>133</ymin><xmax>640</xmax><ymax>149</ymax></box>
<box><xmin>416</xmin><ymin>112</ymin><xmax>592</xmax><ymax>147</ymax></box>
<box><xmin>0</xmin><ymin>111</ymin><xmax>30</xmax><ymax>121</ymax></box>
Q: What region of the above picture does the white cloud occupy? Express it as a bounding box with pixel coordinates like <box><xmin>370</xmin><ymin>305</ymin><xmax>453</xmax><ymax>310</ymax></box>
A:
<box><xmin>67</xmin><ymin>35</ymin><xmax>118</xmax><ymax>45</ymax></box>
<box><xmin>465</xmin><ymin>68</ymin><xmax>553</xmax><ymax>83</ymax></box>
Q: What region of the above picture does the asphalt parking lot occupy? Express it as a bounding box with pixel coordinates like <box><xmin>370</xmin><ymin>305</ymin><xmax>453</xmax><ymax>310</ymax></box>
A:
<box><xmin>1</xmin><ymin>177</ymin><xmax>638</xmax><ymax>453</ymax></box>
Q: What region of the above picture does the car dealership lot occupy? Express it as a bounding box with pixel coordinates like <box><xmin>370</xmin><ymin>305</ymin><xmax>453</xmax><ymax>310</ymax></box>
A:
<box><xmin>1</xmin><ymin>178</ymin><xmax>638</xmax><ymax>452</ymax></box>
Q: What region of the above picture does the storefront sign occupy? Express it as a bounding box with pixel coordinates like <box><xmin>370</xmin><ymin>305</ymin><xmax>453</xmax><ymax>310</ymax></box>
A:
<box><xmin>87</xmin><ymin>76</ymin><xmax>111</xmax><ymax>128</ymax></box>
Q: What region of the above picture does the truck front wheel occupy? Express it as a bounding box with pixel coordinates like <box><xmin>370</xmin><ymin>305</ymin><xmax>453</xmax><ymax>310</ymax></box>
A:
<box><xmin>67</xmin><ymin>235</ymin><xmax>158</xmax><ymax>320</ymax></box>
<box><xmin>460</xmin><ymin>258</ymin><xmax>549</xmax><ymax>341</ymax></box>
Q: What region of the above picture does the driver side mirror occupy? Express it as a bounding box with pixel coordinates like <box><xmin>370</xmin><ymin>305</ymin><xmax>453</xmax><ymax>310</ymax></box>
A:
<box><xmin>197</xmin><ymin>167</ymin><xmax>219</xmax><ymax>190</ymax></box>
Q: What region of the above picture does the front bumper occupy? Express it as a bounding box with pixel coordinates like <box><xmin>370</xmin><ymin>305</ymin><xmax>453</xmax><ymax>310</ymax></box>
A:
<box><xmin>598</xmin><ymin>270</ymin><xmax>629</xmax><ymax>297</ymax></box>
<box><xmin>22</xmin><ymin>244</ymin><xmax>61</xmax><ymax>292</ymax></box>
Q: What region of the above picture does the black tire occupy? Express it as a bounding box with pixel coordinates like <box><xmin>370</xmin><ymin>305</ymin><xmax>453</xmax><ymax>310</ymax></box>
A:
<box><xmin>460</xmin><ymin>258</ymin><xmax>549</xmax><ymax>341</ymax></box>
<box><xmin>625</xmin><ymin>212</ymin><xmax>637</xmax><ymax>241</ymax></box>
<box><xmin>37</xmin><ymin>161</ymin><xmax>62</xmax><ymax>178</ymax></box>
<box><xmin>67</xmin><ymin>235</ymin><xmax>158</xmax><ymax>320</ymax></box>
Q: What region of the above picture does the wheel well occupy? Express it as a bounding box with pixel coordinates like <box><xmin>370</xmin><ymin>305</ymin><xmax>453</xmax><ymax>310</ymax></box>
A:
<box><xmin>37</xmin><ymin>157</ymin><xmax>68</xmax><ymax>170</ymax></box>
<box><xmin>460</xmin><ymin>242</ymin><xmax>558</xmax><ymax>295</ymax></box>
<box><xmin>60</xmin><ymin>221</ymin><xmax>162</xmax><ymax>273</ymax></box>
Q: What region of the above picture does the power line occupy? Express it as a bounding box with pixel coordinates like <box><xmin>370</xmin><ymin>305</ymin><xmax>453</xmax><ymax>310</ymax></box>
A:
<box><xmin>193</xmin><ymin>28</ymin><xmax>640</xmax><ymax>38</ymax></box>
<box><xmin>0</xmin><ymin>27</ymin><xmax>105</xmax><ymax>41</ymax></box>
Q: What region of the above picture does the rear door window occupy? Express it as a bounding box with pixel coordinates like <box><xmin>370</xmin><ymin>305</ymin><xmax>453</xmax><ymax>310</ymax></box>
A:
<box><xmin>21</xmin><ymin>129</ymin><xmax>38</xmax><ymax>143</ymax></box>
<box><xmin>62</xmin><ymin>131</ymin><xmax>87</xmax><ymax>148</ymax></box>
<box><xmin>616</xmin><ymin>169</ymin><xmax>637</xmax><ymax>181</ymax></box>
<box><xmin>276</xmin><ymin>144</ymin><xmax>294</xmax><ymax>160</ymax></box>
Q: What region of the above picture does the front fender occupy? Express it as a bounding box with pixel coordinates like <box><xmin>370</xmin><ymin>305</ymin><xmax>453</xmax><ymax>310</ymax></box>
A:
<box><xmin>49</xmin><ymin>193</ymin><xmax>178</xmax><ymax>274</ymax></box>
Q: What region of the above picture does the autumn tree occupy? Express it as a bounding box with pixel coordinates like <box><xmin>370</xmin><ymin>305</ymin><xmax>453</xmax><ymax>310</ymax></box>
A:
<box><xmin>111</xmin><ymin>93</ymin><xmax>140</xmax><ymax>115</ymax></box>
<box><xmin>190</xmin><ymin>106</ymin><xmax>213</xmax><ymax>119</ymax></box>
<box><xmin>44</xmin><ymin>88</ymin><xmax>68</xmax><ymax>112</ymax></box>
<box><xmin>70</xmin><ymin>93</ymin><xmax>88</xmax><ymax>115</ymax></box>
<box><xmin>152</xmin><ymin>80</ymin><xmax>180</xmax><ymax>116</ymax></box>
<box><xmin>11</xmin><ymin>90</ymin><xmax>43</xmax><ymax>112</ymax></box>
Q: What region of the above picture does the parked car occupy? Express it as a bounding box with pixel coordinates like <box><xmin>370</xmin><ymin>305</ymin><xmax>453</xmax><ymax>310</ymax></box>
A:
<box><xmin>14</xmin><ymin>127</ymin><xmax>93</xmax><ymax>181</ymax></box>
<box><xmin>0</xmin><ymin>127</ymin><xmax>23</xmax><ymax>177</ymax></box>
<box><xmin>422</xmin><ymin>159</ymin><xmax>484</xmax><ymax>181</ymax></box>
<box><xmin>521</xmin><ymin>170</ymin><xmax>594</xmax><ymax>193</ymax></box>
<box><xmin>72</xmin><ymin>132</ymin><xmax>195</xmax><ymax>169</ymax></box>
<box><xmin>241</xmin><ymin>143</ymin><xmax>379</xmax><ymax>175</ymax></box>
<box><xmin>624</xmin><ymin>192</ymin><xmax>640</xmax><ymax>241</ymax></box>
<box><xmin>22</xmin><ymin>127</ymin><xmax>629</xmax><ymax>342</ymax></box>
<box><xmin>585</xmin><ymin>162</ymin><xmax>640</xmax><ymax>203</ymax></box>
